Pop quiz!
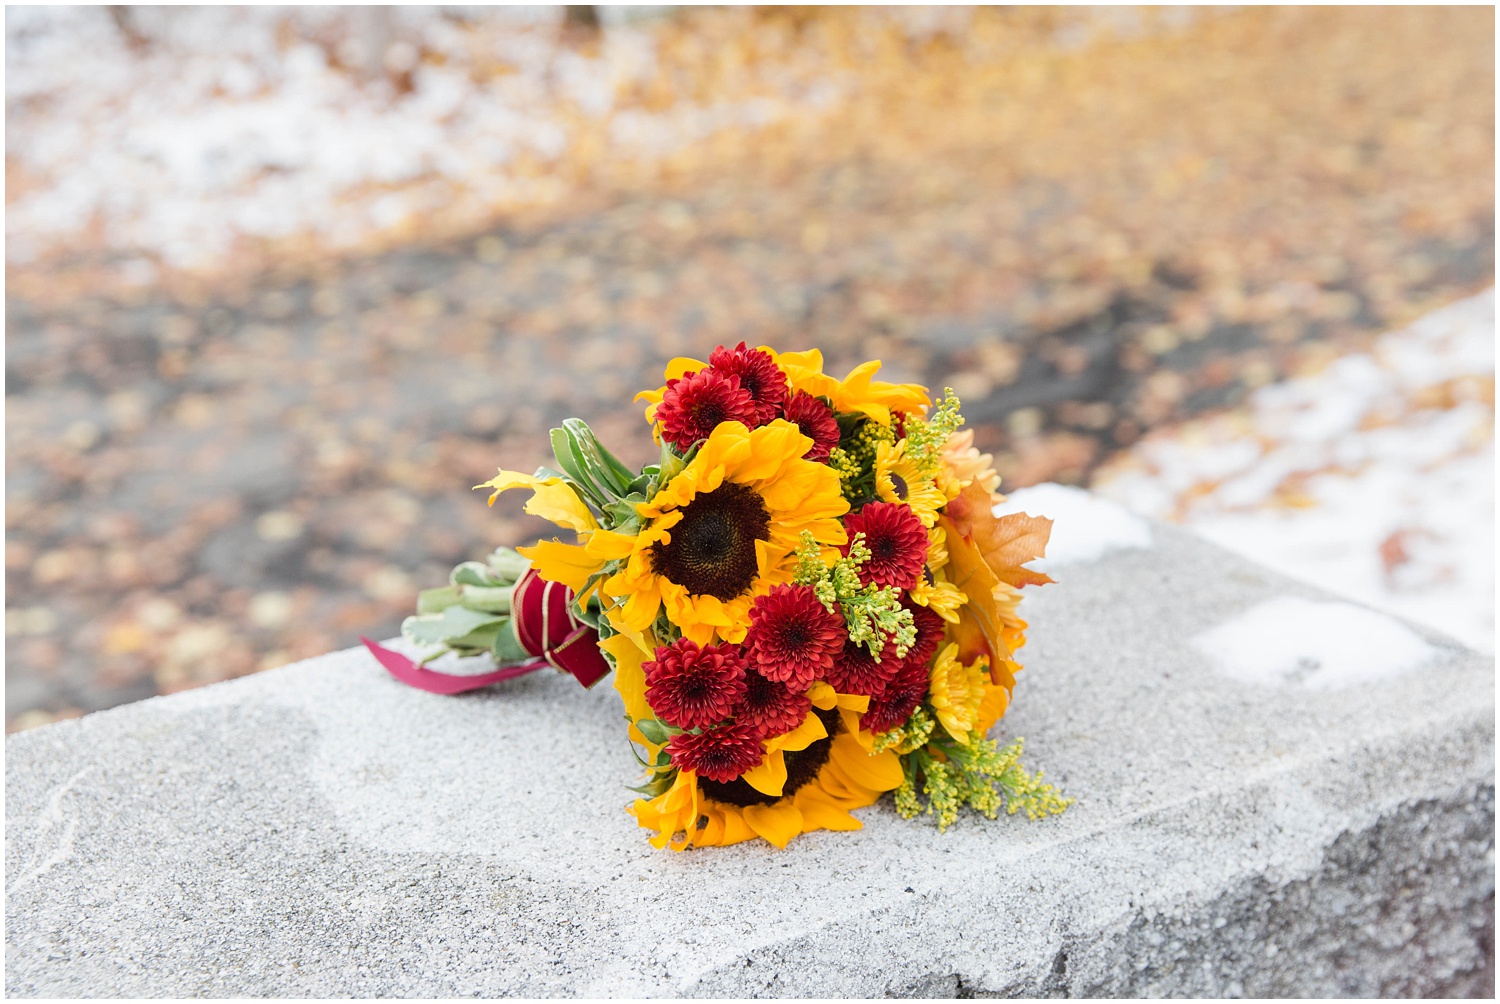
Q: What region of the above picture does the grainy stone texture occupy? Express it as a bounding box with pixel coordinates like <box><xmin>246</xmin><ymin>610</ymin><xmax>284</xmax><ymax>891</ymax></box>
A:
<box><xmin>5</xmin><ymin>525</ymin><xmax>1493</xmax><ymax>997</ymax></box>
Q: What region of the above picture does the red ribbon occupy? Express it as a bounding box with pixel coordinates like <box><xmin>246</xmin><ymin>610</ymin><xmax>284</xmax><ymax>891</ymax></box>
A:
<box><xmin>363</xmin><ymin>568</ymin><xmax>611</xmax><ymax>694</ymax></box>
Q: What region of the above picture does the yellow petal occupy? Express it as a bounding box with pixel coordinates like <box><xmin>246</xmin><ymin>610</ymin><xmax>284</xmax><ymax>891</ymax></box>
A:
<box><xmin>741</xmin><ymin>801</ymin><xmax>805</xmax><ymax>848</ymax></box>
<box><xmin>515</xmin><ymin>540</ymin><xmax>605</xmax><ymax>593</ymax></box>
<box><xmin>767</xmin><ymin>710</ymin><xmax>828</xmax><ymax>753</ymax></box>
<box><xmin>600</xmin><ymin>632</ymin><xmax>653</xmax><ymax>746</ymax></box>
<box><xmin>474</xmin><ymin>470</ymin><xmax>598</xmax><ymax>532</ymax></box>
<box><xmin>584</xmin><ymin>528</ymin><xmax>638</xmax><ymax>560</ymax></box>
<box><xmin>741</xmin><ymin>748</ymin><xmax>786</xmax><ymax>797</ymax></box>
<box><xmin>526</xmin><ymin>481</ymin><xmax>598</xmax><ymax>532</ymax></box>
<box><xmin>830</xmin><ymin>733</ymin><xmax>904</xmax><ymax>791</ymax></box>
<box><xmin>793</xmin><ymin>785</ymin><xmax>864</xmax><ymax>832</ymax></box>
<box><xmin>474</xmin><ymin>469</ymin><xmax>549</xmax><ymax>504</ymax></box>
<box><xmin>807</xmin><ymin>681</ymin><xmax>837</xmax><ymax>710</ymax></box>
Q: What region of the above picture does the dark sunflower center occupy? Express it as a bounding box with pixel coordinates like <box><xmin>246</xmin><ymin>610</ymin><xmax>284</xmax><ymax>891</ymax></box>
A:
<box><xmin>650</xmin><ymin>481</ymin><xmax>771</xmax><ymax>601</ymax></box>
<box><xmin>698</xmin><ymin>707</ymin><xmax>840</xmax><ymax>807</ymax></box>
<box><xmin>889</xmin><ymin>472</ymin><xmax>909</xmax><ymax>500</ymax></box>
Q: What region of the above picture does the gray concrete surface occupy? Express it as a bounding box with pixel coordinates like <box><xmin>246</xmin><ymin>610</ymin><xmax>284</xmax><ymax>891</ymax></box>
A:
<box><xmin>5</xmin><ymin>525</ymin><xmax>1494</xmax><ymax>997</ymax></box>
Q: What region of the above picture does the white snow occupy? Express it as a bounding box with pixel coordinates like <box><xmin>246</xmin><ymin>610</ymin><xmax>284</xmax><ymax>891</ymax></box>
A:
<box><xmin>1096</xmin><ymin>289</ymin><xmax>1495</xmax><ymax>654</ymax></box>
<box><xmin>992</xmin><ymin>483</ymin><xmax>1153</xmax><ymax>570</ymax></box>
<box><xmin>1190</xmin><ymin>597</ymin><xmax>1439</xmax><ymax>691</ymax></box>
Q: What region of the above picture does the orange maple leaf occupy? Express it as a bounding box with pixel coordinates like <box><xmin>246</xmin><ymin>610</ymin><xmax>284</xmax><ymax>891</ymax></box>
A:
<box><xmin>943</xmin><ymin>482</ymin><xmax>1055</xmax><ymax>589</ymax></box>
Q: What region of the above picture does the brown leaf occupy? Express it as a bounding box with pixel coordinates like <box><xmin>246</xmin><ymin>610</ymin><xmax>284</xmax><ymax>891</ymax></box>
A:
<box><xmin>944</xmin><ymin>482</ymin><xmax>1055</xmax><ymax>588</ymax></box>
<box><xmin>938</xmin><ymin>512</ymin><xmax>1014</xmax><ymax>687</ymax></box>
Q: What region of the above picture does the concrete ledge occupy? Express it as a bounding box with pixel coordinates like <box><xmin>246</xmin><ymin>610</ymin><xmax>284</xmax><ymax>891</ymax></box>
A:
<box><xmin>6</xmin><ymin>524</ymin><xmax>1493</xmax><ymax>997</ymax></box>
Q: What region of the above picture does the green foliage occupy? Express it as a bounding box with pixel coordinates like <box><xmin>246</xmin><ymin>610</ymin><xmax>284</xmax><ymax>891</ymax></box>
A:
<box><xmin>792</xmin><ymin>531</ymin><xmax>915</xmax><ymax>658</ymax></box>
<box><xmin>547</xmin><ymin>418</ymin><xmax>638</xmax><ymax>513</ymax></box>
<box><xmin>895</xmin><ymin>733</ymin><xmax>1071</xmax><ymax>832</ymax></box>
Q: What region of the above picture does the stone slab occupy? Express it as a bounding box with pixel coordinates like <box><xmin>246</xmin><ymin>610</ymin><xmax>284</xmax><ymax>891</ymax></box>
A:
<box><xmin>5</xmin><ymin>524</ymin><xmax>1494</xmax><ymax>997</ymax></box>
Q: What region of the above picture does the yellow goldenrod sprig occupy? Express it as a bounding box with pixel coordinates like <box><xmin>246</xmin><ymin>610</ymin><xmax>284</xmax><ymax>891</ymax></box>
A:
<box><xmin>793</xmin><ymin>530</ymin><xmax>916</xmax><ymax>658</ymax></box>
<box><xmin>901</xmin><ymin>387</ymin><xmax>965</xmax><ymax>474</ymax></box>
<box><xmin>894</xmin><ymin>733</ymin><xmax>1070</xmax><ymax>831</ymax></box>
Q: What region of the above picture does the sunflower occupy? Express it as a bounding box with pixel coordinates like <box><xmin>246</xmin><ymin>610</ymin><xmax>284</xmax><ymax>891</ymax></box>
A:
<box><xmin>628</xmin><ymin>686</ymin><xmax>905</xmax><ymax>849</ymax></box>
<box><xmin>873</xmin><ymin>439</ymin><xmax>948</xmax><ymax>527</ymax></box>
<box><xmin>585</xmin><ymin>420</ymin><xmax>848</xmax><ymax>645</ymax></box>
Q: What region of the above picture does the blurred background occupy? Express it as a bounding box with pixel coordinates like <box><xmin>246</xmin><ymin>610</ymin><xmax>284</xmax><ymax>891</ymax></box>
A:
<box><xmin>5</xmin><ymin>5</ymin><xmax>1494</xmax><ymax>731</ymax></box>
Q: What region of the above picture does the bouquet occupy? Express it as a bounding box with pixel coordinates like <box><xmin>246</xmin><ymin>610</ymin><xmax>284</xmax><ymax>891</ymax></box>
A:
<box><xmin>367</xmin><ymin>344</ymin><xmax>1068</xmax><ymax>850</ymax></box>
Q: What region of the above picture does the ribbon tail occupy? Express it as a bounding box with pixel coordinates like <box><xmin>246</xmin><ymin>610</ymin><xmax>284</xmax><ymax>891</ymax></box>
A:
<box><xmin>361</xmin><ymin>637</ymin><xmax>548</xmax><ymax>695</ymax></box>
<box><xmin>550</xmin><ymin>626</ymin><xmax>613</xmax><ymax>688</ymax></box>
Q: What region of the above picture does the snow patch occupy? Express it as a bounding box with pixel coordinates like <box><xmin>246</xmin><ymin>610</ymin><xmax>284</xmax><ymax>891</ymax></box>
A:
<box><xmin>1191</xmin><ymin>597</ymin><xmax>1440</xmax><ymax>691</ymax></box>
<box><xmin>993</xmin><ymin>483</ymin><xmax>1152</xmax><ymax>570</ymax></box>
<box><xmin>1096</xmin><ymin>289</ymin><xmax>1495</xmax><ymax>654</ymax></box>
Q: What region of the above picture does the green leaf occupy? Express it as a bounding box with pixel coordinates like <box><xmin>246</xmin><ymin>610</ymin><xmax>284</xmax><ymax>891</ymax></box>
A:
<box><xmin>634</xmin><ymin>718</ymin><xmax>674</xmax><ymax>746</ymax></box>
<box><xmin>416</xmin><ymin>586</ymin><xmax>462</xmax><ymax>615</ymax></box>
<box><xmin>401</xmin><ymin>606</ymin><xmax>506</xmax><ymax>646</ymax></box>
<box><xmin>550</xmin><ymin>427</ymin><xmax>590</xmax><ymax>486</ymax></box>
<box><xmin>626</xmin><ymin>773</ymin><xmax>677</xmax><ymax>798</ymax></box>
<box><xmin>491</xmin><ymin>621</ymin><xmax>530</xmax><ymax>662</ymax></box>
<box><xmin>564</xmin><ymin>418</ymin><xmax>636</xmax><ymax>494</ymax></box>
<box><xmin>450</xmin><ymin>623</ymin><xmax>503</xmax><ymax>652</ymax></box>
<box><xmin>459</xmin><ymin>585</ymin><xmax>513</xmax><ymax>613</ymax></box>
<box><xmin>486</xmin><ymin>547</ymin><xmax>532</xmax><ymax>583</ymax></box>
<box><xmin>451</xmin><ymin>561</ymin><xmax>501</xmax><ymax>588</ymax></box>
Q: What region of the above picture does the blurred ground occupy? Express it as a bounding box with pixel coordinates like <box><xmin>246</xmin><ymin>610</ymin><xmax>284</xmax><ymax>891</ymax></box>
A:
<box><xmin>5</xmin><ymin>6</ymin><xmax>1494</xmax><ymax>729</ymax></box>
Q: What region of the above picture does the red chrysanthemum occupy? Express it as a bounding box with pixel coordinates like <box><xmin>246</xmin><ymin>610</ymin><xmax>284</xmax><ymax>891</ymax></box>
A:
<box><xmin>735</xmin><ymin>666</ymin><xmax>813</xmax><ymax>739</ymax></box>
<box><xmin>861</xmin><ymin>654</ymin><xmax>930</xmax><ymax>734</ymax></box>
<box><xmin>667</xmin><ymin>721</ymin><xmax>765</xmax><ymax>782</ymax></box>
<box><xmin>655</xmin><ymin>368</ymin><xmax>759</xmax><ymax>452</ymax></box>
<box><xmin>643</xmin><ymin>638</ymin><xmax>748</xmax><ymax>730</ymax></box>
<box><xmin>843</xmin><ymin>501</ymin><xmax>928</xmax><ymax>589</ymax></box>
<box><xmin>826</xmin><ymin>634</ymin><xmax>903</xmax><ymax>697</ymax></box>
<box><xmin>707</xmin><ymin>342</ymin><xmax>788</xmax><ymax>427</ymax></box>
<box><xmin>904</xmin><ymin>598</ymin><xmax>948</xmax><ymax>670</ymax></box>
<box><xmin>745</xmin><ymin>584</ymin><xmax>845</xmax><ymax>691</ymax></box>
<box><xmin>782</xmin><ymin>391</ymin><xmax>842</xmax><ymax>462</ymax></box>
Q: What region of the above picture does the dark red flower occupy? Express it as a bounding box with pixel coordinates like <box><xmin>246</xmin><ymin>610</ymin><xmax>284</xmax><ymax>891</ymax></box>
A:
<box><xmin>707</xmin><ymin>342</ymin><xmax>788</xmax><ymax>427</ymax></box>
<box><xmin>735</xmin><ymin>666</ymin><xmax>813</xmax><ymax>739</ymax></box>
<box><xmin>655</xmin><ymin>368</ymin><xmax>759</xmax><ymax>452</ymax></box>
<box><xmin>667</xmin><ymin>721</ymin><xmax>765</xmax><ymax>782</ymax></box>
<box><xmin>745</xmin><ymin>584</ymin><xmax>845</xmax><ymax>691</ymax></box>
<box><xmin>904</xmin><ymin>599</ymin><xmax>948</xmax><ymax>670</ymax></box>
<box><xmin>826</xmin><ymin>634</ymin><xmax>903</xmax><ymax>697</ymax></box>
<box><xmin>843</xmin><ymin>501</ymin><xmax>928</xmax><ymax>590</ymax></box>
<box><xmin>861</xmin><ymin>655</ymin><xmax>929</xmax><ymax>734</ymax></box>
<box><xmin>782</xmin><ymin>391</ymin><xmax>842</xmax><ymax>462</ymax></box>
<box><xmin>643</xmin><ymin>638</ymin><xmax>748</xmax><ymax>730</ymax></box>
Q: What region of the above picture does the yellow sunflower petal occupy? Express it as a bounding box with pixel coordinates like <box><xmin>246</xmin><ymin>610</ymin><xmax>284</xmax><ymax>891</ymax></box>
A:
<box><xmin>474</xmin><ymin>470</ymin><xmax>598</xmax><ymax>532</ymax></box>
<box><xmin>793</xmin><ymin>784</ymin><xmax>864</xmax><ymax>832</ymax></box>
<box><xmin>599</xmin><ymin>632</ymin><xmax>653</xmax><ymax>745</ymax></box>
<box><xmin>741</xmin><ymin>749</ymin><xmax>787</xmax><ymax>797</ymax></box>
<box><xmin>829</xmin><ymin>733</ymin><xmax>904</xmax><ymax>791</ymax></box>
<box><xmin>514</xmin><ymin>540</ymin><xmax>605</xmax><ymax>593</ymax></box>
<box><xmin>741</xmin><ymin>801</ymin><xmax>805</xmax><ymax>848</ymax></box>
<box><xmin>584</xmin><ymin>528</ymin><xmax>638</xmax><ymax>560</ymax></box>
